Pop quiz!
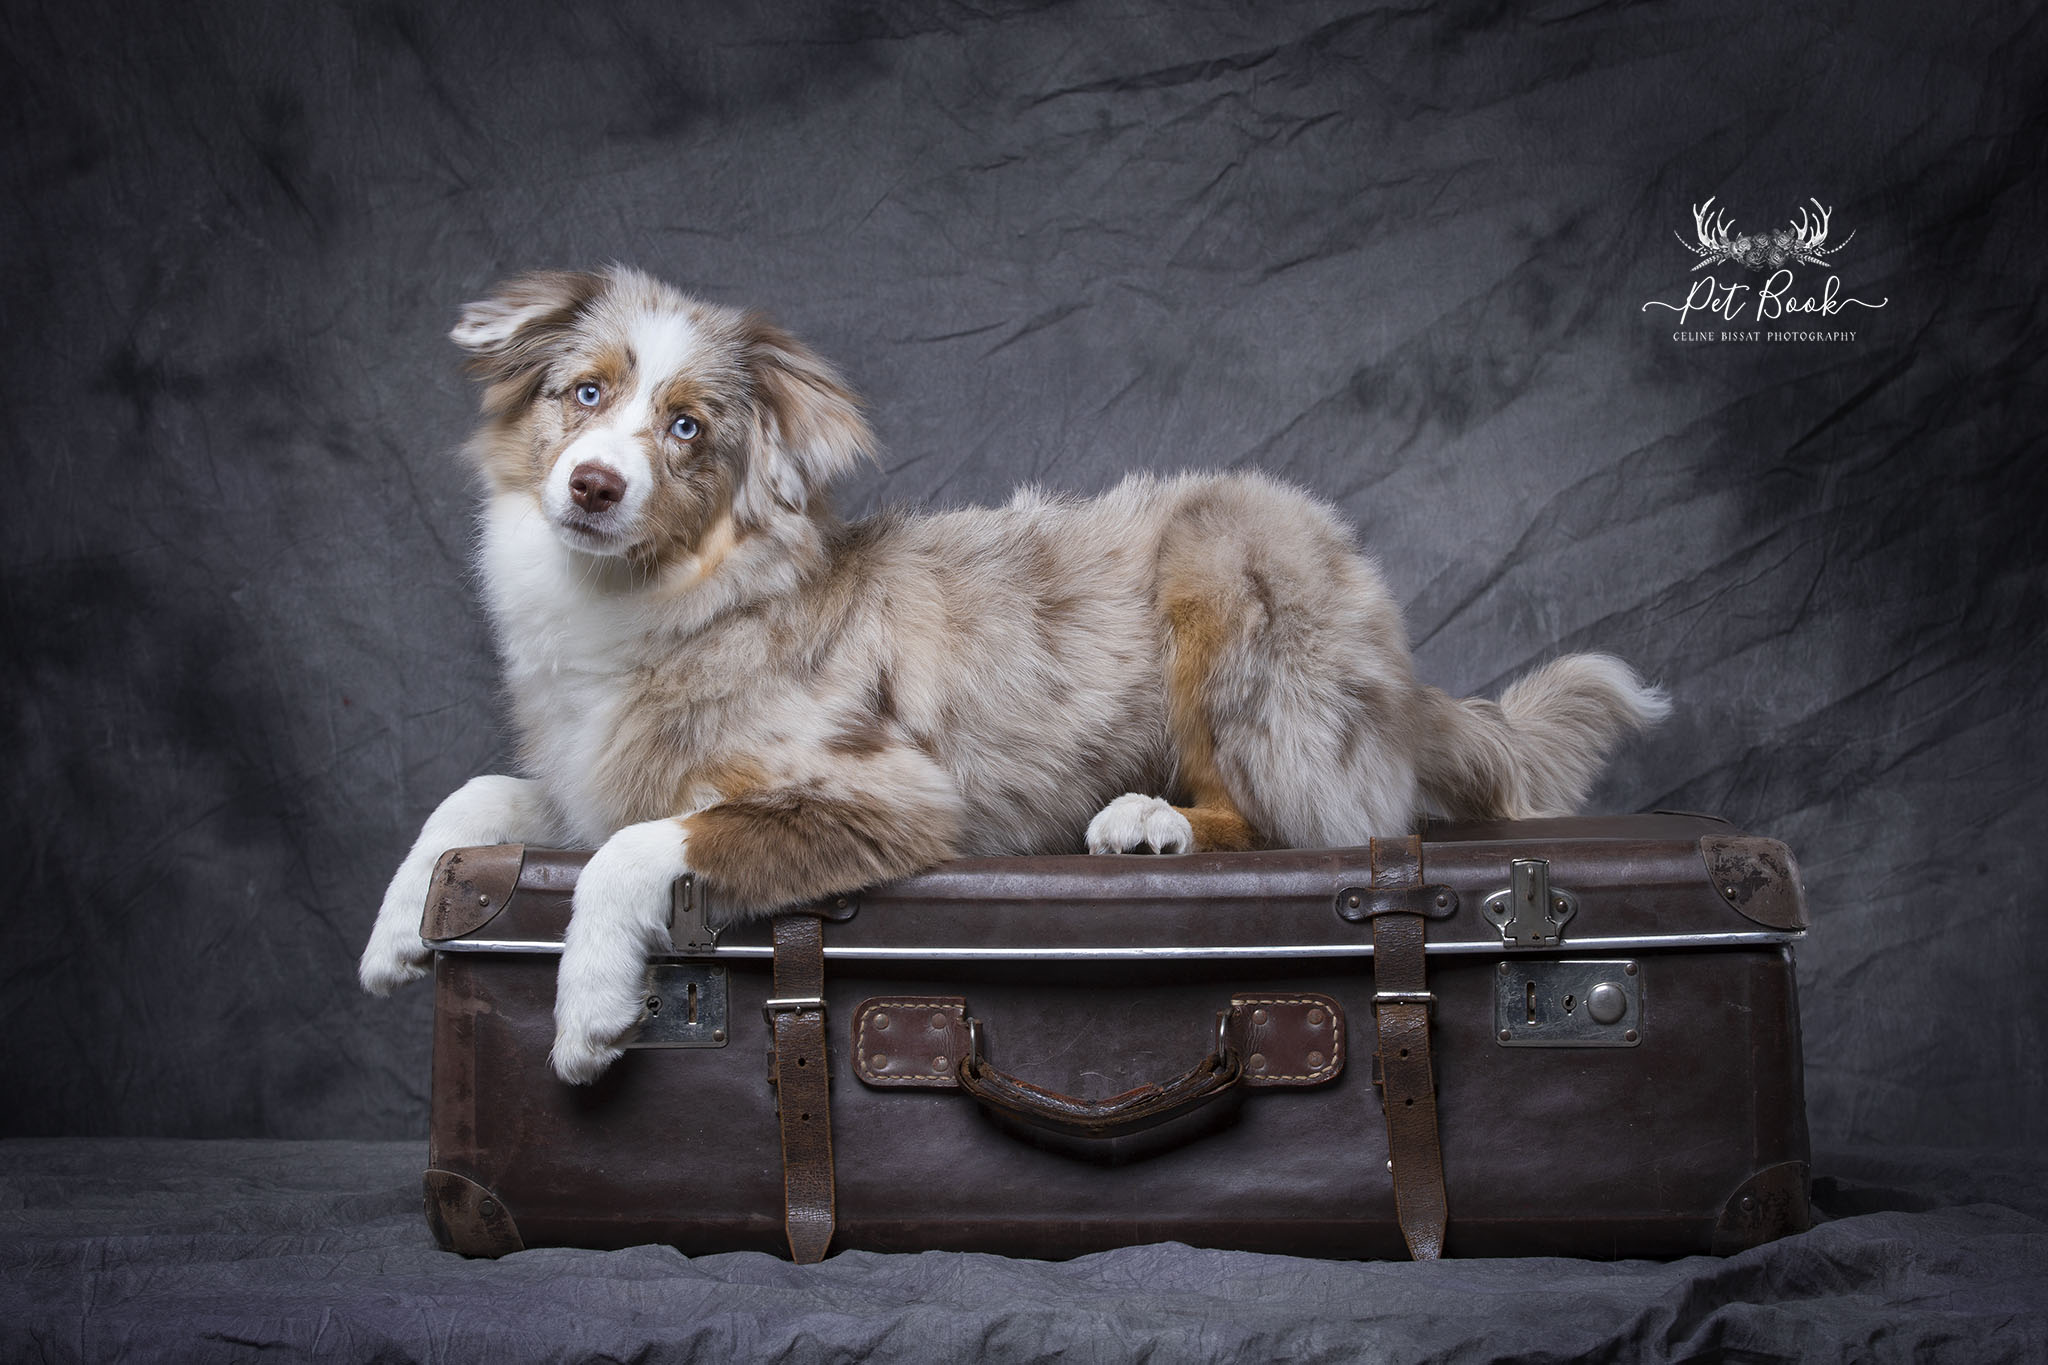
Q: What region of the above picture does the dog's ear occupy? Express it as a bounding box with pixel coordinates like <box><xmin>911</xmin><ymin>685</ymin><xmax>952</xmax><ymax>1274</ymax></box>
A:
<box><xmin>450</xmin><ymin>271</ymin><xmax>606</xmax><ymax>391</ymax></box>
<box><xmin>735</xmin><ymin>316</ymin><xmax>876</xmax><ymax>530</ymax></box>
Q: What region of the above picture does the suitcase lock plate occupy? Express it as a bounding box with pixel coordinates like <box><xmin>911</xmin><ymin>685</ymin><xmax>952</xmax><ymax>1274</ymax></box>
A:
<box><xmin>1494</xmin><ymin>959</ymin><xmax>1641</xmax><ymax>1047</ymax></box>
<box><xmin>1482</xmin><ymin>858</ymin><xmax>1579</xmax><ymax>947</ymax></box>
<box><xmin>628</xmin><ymin>963</ymin><xmax>730</xmax><ymax>1048</ymax></box>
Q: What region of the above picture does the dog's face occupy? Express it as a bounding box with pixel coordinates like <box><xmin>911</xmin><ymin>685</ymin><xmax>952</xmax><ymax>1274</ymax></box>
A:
<box><xmin>450</xmin><ymin>267</ymin><xmax>873</xmax><ymax>570</ymax></box>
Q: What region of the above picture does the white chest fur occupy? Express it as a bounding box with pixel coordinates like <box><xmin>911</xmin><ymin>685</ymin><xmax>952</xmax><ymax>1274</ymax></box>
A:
<box><xmin>479</xmin><ymin>494</ymin><xmax>650</xmax><ymax>844</ymax></box>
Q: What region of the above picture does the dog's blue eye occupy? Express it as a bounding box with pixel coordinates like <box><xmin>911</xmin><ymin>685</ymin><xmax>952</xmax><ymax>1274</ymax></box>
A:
<box><xmin>574</xmin><ymin>383</ymin><xmax>601</xmax><ymax>407</ymax></box>
<box><xmin>670</xmin><ymin>415</ymin><xmax>700</xmax><ymax>441</ymax></box>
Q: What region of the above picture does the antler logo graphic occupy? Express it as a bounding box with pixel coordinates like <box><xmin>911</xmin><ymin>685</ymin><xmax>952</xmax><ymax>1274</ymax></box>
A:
<box><xmin>1679</xmin><ymin>198</ymin><xmax>1855</xmax><ymax>272</ymax></box>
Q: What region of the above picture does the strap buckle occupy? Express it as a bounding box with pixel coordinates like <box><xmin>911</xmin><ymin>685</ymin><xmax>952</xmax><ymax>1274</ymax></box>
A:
<box><xmin>762</xmin><ymin>996</ymin><xmax>826</xmax><ymax>1023</ymax></box>
<box><xmin>1373</xmin><ymin>989</ymin><xmax>1437</xmax><ymax>1016</ymax></box>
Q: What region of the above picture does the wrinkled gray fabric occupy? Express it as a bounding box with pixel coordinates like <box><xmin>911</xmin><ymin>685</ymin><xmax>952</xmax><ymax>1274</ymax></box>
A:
<box><xmin>7</xmin><ymin>7</ymin><xmax>2042</xmax><ymax>1356</ymax></box>
<box><xmin>1</xmin><ymin>1140</ymin><xmax>2043</xmax><ymax>1363</ymax></box>
<box><xmin>2</xmin><ymin>0</ymin><xmax>2043</xmax><ymax>1162</ymax></box>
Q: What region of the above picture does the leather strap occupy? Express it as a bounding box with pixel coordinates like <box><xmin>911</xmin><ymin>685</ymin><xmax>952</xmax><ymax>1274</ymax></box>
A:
<box><xmin>1370</xmin><ymin>836</ymin><xmax>1449</xmax><ymax>1260</ymax></box>
<box><xmin>769</xmin><ymin>915</ymin><xmax>834</xmax><ymax>1263</ymax></box>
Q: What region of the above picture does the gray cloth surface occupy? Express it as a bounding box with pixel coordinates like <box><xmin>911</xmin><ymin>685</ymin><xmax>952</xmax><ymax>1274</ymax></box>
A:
<box><xmin>1</xmin><ymin>1140</ymin><xmax>2043</xmax><ymax>1364</ymax></box>
<box><xmin>5</xmin><ymin>9</ymin><xmax>2040</xmax><ymax>1358</ymax></box>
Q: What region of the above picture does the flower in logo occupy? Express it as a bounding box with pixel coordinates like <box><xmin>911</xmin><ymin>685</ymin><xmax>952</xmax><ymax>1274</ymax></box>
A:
<box><xmin>1679</xmin><ymin>198</ymin><xmax>1855</xmax><ymax>272</ymax></box>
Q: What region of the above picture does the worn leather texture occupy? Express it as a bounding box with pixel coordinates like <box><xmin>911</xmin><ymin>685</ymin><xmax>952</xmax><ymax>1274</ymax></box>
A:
<box><xmin>1366</xmin><ymin>836</ymin><xmax>1449</xmax><ymax>1260</ymax></box>
<box><xmin>434</xmin><ymin>815</ymin><xmax>1793</xmax><ymax>954</ymax></box>
<box><xmin>959</xmin><ymin>1038</ymin><xmax>1244</xmax><ymax>1141</ymax></box>
<box><xmin>427</xmin><ymin>814</ymin><xmax>1810</xmax><ymax>1259</ymax></box>
<box><xmin>421</xmin><ymin>1166</ymin><xmax>524</xmax><ymax>1258</ymax></box>
<box><xmin>1231</xmin><ymin>995</ymin><xmax>1343</xmax><ymax>1087</ymax></box>
<box><xmin>769</xmin><ymin>915</ymin><xmax>835</xmax><ymax>1264</ymax></box>
<box><xmin>854</xmin><ymin>999</ymin><xmax>973</xmax><ymax>1088</ymax></box>
<box><xmin>854</xmin><ymin>995</ymin><xmax>1341</xmax><ymax>1090</ymax></box>
<box><xmin>421</xmin><ymin>844</ymin><xmax>526</xmax><ymax>942</ymax></box>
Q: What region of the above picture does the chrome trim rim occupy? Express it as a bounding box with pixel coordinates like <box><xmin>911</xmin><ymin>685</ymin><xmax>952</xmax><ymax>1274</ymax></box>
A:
<box><xmin>434</xmin><ymin>929</ymin><xmax>1802</xmax><ymax>960</ymax></box>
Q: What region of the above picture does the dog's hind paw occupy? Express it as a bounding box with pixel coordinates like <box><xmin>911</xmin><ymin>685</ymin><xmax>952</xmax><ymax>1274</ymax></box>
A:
<box><xmin>1086</xmin><ymin>793</ymin><xmax>1194</xmax><ymax>855</ymax></box>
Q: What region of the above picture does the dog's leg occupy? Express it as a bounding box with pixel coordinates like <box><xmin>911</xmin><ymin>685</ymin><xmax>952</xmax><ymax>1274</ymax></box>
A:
<box><xmin>359</xmin><ymin>775</ymin><xmax>561</xmax><ymax>995</ymax></box>
<box><xmin>552</xmin><ymin>757</ymin><xmax>964</xmax><ymax>1084</ymax></box>
<box><xmin>550</xmin><ymin>816</ymin><xmax>693</xmax><ymax>1085</ymax></box>
<box><xmin>1093</xmin><ymin>479</ymin><xmax>1425</xmax><ymax>853</ymax></box>
<box><xmin>1171</xmin><ymin>568</ymin><xmax>1418</xmax><ymax>849</ymax></box>
<box><xmin>1174</xmin><ymin>803</ymin><xmax>1264</xmax><ymax>851</ymax></box>
<box><xmin>1087</xmin><ymin>561</ymin><xmax>1271</xmax><ymax>854</ymax></box>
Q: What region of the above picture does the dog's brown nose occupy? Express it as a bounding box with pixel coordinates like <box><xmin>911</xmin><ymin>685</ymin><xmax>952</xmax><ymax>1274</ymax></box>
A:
<box><xmin>569</xmin><ymin>462</ymin><xmax>626</xmax><ymax>513</ymax></box>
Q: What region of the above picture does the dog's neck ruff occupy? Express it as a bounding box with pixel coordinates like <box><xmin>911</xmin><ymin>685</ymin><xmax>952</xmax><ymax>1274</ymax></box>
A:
<box><xmin>484</xmin><ymin>492</ymin><xmax>833</xmax><ymax>643</ymax></box>
<box><xmin>478</xmin><ymin>491</ymin><xmax>849</xmax><ymax>843</ymax></box>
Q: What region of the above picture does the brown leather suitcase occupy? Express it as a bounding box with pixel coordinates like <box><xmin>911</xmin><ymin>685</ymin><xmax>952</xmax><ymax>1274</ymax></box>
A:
<box><xmin>419</xmin><ymin>812</ymin><xmax>1810</xmax><ymax>1262</ymax></box>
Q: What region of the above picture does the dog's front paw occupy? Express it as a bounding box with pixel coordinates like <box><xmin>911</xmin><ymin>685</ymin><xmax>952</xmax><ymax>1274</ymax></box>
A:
<box><xmin>551</xmin><ymin>818</ymin><xmax>690</xmax><ymax>1085</ymax></box>
<box><xmin>358</xmin><ymin>861</ymin><xmax>436</xmax><ymax>995</ymax></box>
<box><xmin>358</xmin><ymin>923</ymin><xmax>432</xmax><ymax>996</ymax></box>
<box><xmin>550</xmin><ymin>939</ymin><xmax>653</xmax><ymax>1085</ymax></box>
<box><xmin>1086</xmin><ymin>793</ymin><xmax>1194</xmax><ymax>855</ymax></box>
<box><xmin>548</xmin><ymin>1003</ymin><xmax>635</xmax><ymax>1086</ymax></box>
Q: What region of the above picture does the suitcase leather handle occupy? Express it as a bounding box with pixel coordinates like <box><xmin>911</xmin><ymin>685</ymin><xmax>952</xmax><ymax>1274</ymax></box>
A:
<box><xmin>851</xmin><ymin>993</ymin><xmax>1343</xmax><ymax>1147</ymax></box>
<box><xmin>958</xmin><ymin>1013</ymin><xmax>1245</xmax><ymax>1140</ymax></box>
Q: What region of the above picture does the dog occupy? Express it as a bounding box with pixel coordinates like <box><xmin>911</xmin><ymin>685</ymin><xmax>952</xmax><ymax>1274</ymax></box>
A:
<box><xmin>357</xmin><ymin>265</ymin><xmax>1670</xmax><ymax>1084</ymax></box>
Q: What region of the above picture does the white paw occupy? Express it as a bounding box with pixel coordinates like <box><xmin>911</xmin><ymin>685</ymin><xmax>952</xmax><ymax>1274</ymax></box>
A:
<box><xmin>548</xmin><ymin>1015</ymin><xmax>632</xmax><ymax>1087</ymax></box>
<box><xmin>359</xmin><ymin>857</ymin><xmax>437</xmax><ymax>995</ymax></box>
<box><xmin>1086</xmin><ymin>793</ymin><xmax>1194</xmax><ymax>855</ymax></box>
<box><xmin>359</xmin><ymin>775</ymin><xmax>555</xmax><ymax>997</ymax></box>
<box><xmin>551</xmin><ymin>818</ymin><xmax>691</xmax><ymax>1085</ymax></box>
<box><xmin>359</xmin><ymin>909</ymin><xmax>432</xmax><ymax>996</ymax></box>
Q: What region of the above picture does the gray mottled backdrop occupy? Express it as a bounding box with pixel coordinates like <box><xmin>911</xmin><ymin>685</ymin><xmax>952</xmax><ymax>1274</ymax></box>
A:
<box><xmin>3</xmin><ymin>1</ymin><xmax>2042</xmax><ymax>1150</ymax></box>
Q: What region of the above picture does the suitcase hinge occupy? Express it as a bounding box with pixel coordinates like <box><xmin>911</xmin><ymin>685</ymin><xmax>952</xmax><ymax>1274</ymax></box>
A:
<box><xmin>1481</xmin><ymin>858</ymin><xmax>1578</xmax><ymax>947</ymax></box>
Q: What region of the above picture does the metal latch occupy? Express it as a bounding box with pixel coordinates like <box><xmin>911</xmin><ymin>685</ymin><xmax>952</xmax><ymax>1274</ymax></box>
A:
<box><xmin>669</xmin><ymin>874</ymin><xmax>720</xmax><ymax>955</ymax></box>
<box><xmin>1494</xmin><ymin>960</ymin><xmax>1640</xmax><ymax>1047</ymax></box>
<box><xmin>1482</xmin><ymin>858</ymin><xmax>1578</xmax><ymax>947</ymax></box>
<box><xmin>628</xmin><ymin>962</ymin><xmax>729</xmax><ymax>1048</ymax></box>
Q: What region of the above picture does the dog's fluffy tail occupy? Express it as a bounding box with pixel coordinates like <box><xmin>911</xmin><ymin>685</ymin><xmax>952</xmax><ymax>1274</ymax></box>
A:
<box><xmin>1414</xmin><ymin>654</ymin><xmax>1671</xmax><ymax>821</ymax></box>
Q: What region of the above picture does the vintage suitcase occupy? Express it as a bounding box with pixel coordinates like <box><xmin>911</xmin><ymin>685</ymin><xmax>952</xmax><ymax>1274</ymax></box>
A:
<box><xmin>420</xmin><ymin>812</ymin><xmax>1810</xmax><ymax>1262</ymax></box>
